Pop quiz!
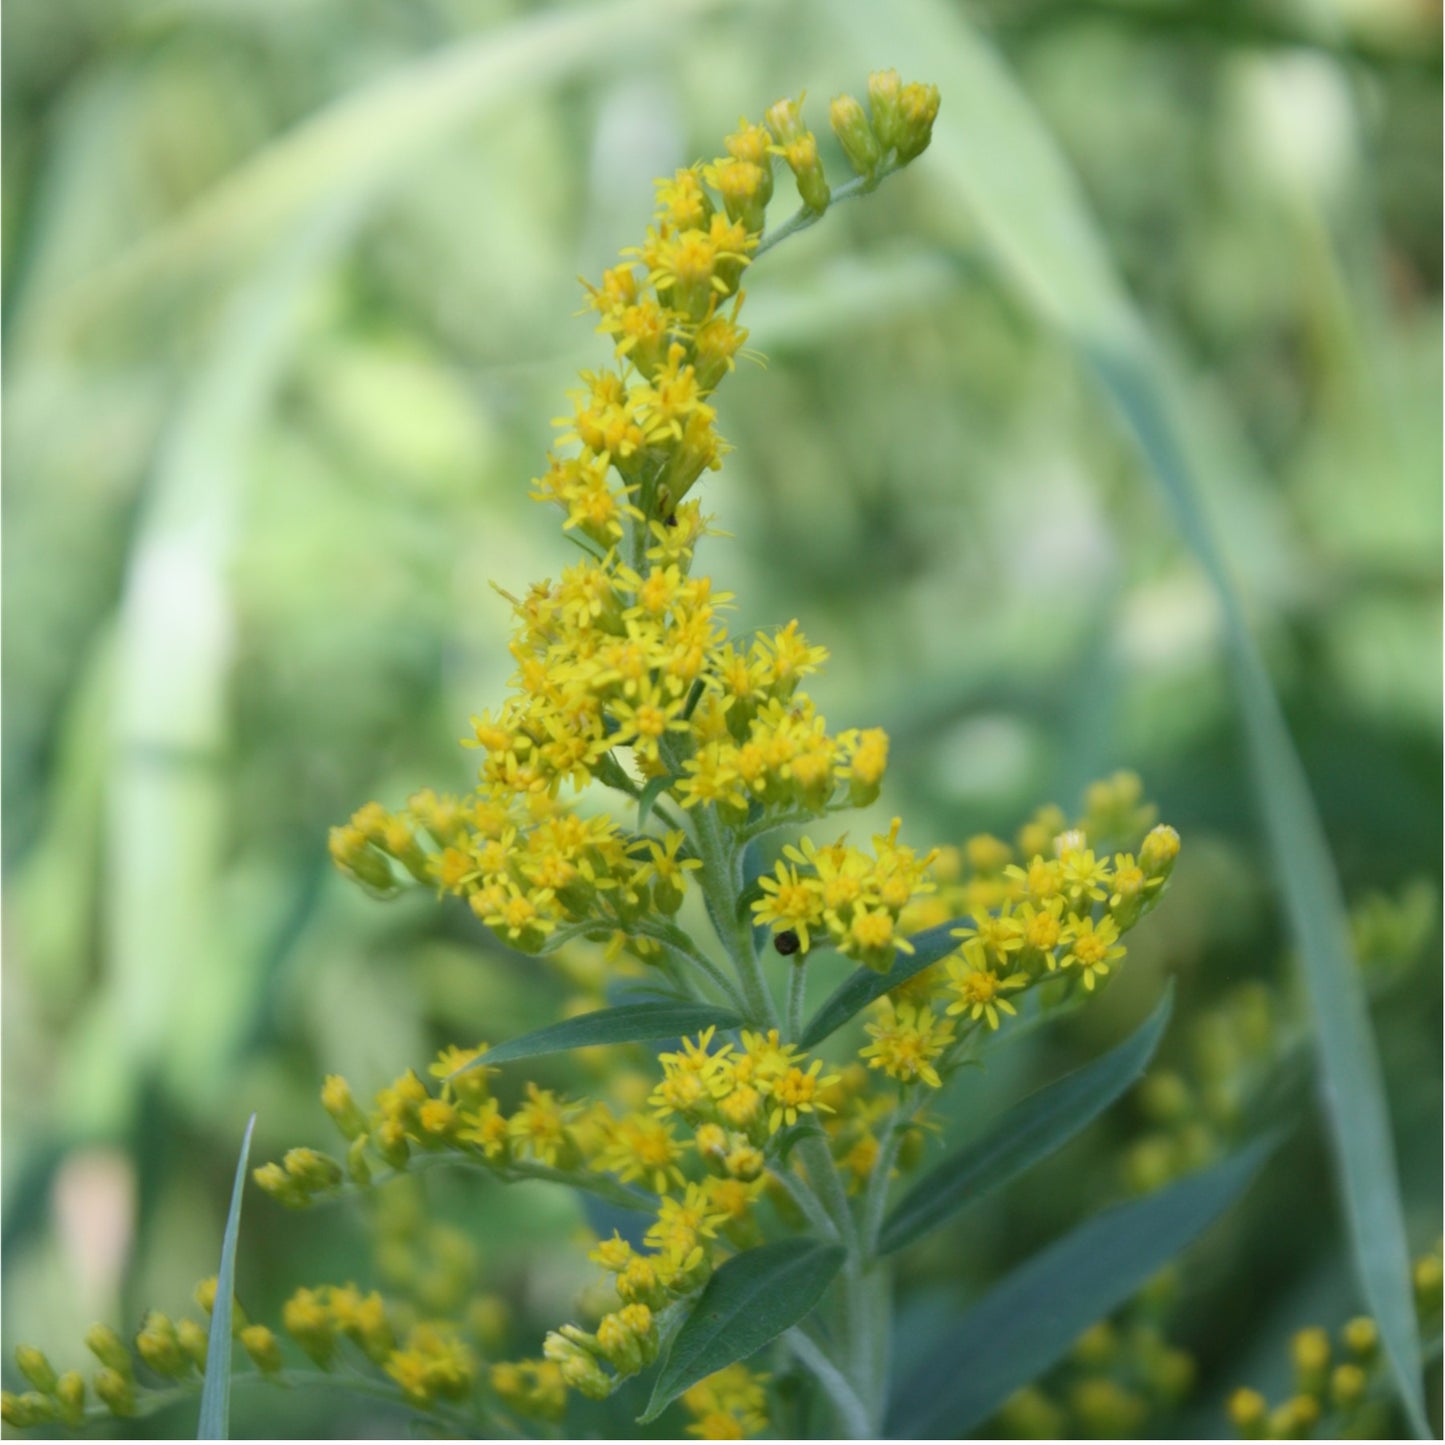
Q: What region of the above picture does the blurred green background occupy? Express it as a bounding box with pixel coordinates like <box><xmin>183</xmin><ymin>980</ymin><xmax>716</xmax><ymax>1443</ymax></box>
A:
<box><xmin>3</xmin><ymin>0</ymin><xmax>1440</xmax><ymax>1436</ymax></box>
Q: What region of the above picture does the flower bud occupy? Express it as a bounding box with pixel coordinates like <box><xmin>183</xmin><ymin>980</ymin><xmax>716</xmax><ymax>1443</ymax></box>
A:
<box><xmin>240</xmin><ymin>1324</ymin><xmax>284</xmax><ymax>1375</ymax></box>
<box><xmin>619</xmin><ymin>1304</ymin><xmax>658</xmax><ymax>1365</ymax></box>
<box><xmin>616</xmin><ymin>1256</ymin><xmax>664</xmax><ymax>1310</ymax></box>
<box><xmin>1342</xmin><ymin>1315</ymin><xmax>1378</xmax><ymax>1361</ymax></box>
<box><xmin>321</xmin><ymin>1075</ymin><xmax>367</xmax><ymax>1140</ymax></box>
<box><xmin>374</xmin><ymin>1119</ymin><xmax>411</xmax><ymax>1170</ymax></box>
<box><xmin>177</xmin><ymin>1318</ymin><xmax>208</xmax><ymax>1371</ymax></box>
<box><xmin>866</xmin><ymin>70</ymin><xmax>904</xmax><ymax>150</ymax></box>
<box><xmin>542</xmin><ymin>1332</ymin><xmax>611</xmax><ymax>1400</ymax></box>
<box><xmin>776</xmin><ymin>132</ymin><xmax>830</xmax><ymax>214</ymax></box>
<box><xmin>896</xmin><ymin>81</ymin><xmax>941</xmax><ymax>162</ymax></box>
<box><xmin>724</xmin><ymin>1143</ymin><xmax>765</xmax><ymax>1182</ymax></box>
<box><xmin>84</xmin><ymin>1324</ymin><xmax>133</xmax><ymax>1377</ymax></box>
<box><xmin>1330</xmin><ymin>1363</ymin><xmax>1367</xmax><ymax>1411</ymax></box>
<box><xmin>136</xmin><ymin>1311</ymin><xmax>187</xmax><ymax>1378</ymax></box>
<box><xmin>830</xmin><ymin>94</ymin><xmax>881</xmax><ymax>181</ymax></box>
<box><xmin>253</xmin><ymin>1161</ymin><xmax>308</xmax><ymax>1209</ymax></box>
<box><xmin>764</xmin><ymin>96</ymin><xmax>807</xmax><ymax>147</ymax></box>
<box><xmin>14</xmin><ymin>1346</ymin><xmax>57</xmax><ymax>1395</ymax></box>
<box><xmin>94</xmin><ymin>1367</ymin><xmax>135</xmax><ymax>1418</ymax></box>
<box><xmin>1</xmin><ymin>1391</ymin><xmax>55</xmax><ymax>1428</ymax></box>
<box><xmin>284</xmin><ymin>1147</ymin><xmax>343</xmax><ymax>1194</ymax></box>
<box><xmin>595</xmin><ymin>1312</ymin><xmax>642</xmax><ymax>1375</ymax></box>
<box><xmin>283</xmin><ymin>1288</ymin><xmax>336</xmax><ymax>1368</ymax></box>
<box><xmin>1227</xmin><ymin>1387</ymin><xmax>1268</xmax><ymax>1438</ymax></box>
<box><xmin>1140</xmin><ymin>824</ymin><xmax>1181</xmax><ymax>880</ymax></box>
<box><xmin>55</xmin><ymin>1373</ymin><xmax>86</xmax><ymax>1428</ymax></box>
<box><xmin>1291</xmin><ymin>1326</ymin><xmax>1330</xmax><ymax>1394</ymax></box>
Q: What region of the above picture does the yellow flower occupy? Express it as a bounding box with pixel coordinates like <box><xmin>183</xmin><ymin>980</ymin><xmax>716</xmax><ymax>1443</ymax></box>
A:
<box><xmin>763</xmin><ymin>1059</ymin><xmax>840</xmax><ymax>1132</ymax></box>
<box><xmin>861</xmin><ymin>1001</ymin><xmax>956</xmax><ymax>1088</ymax></box>
<box><xmin>944</xmin><ymin>950</ymin><xmax>1028</xmax><ymax>1029</ymax></box>
<box><xmin>1059</xmin><ymin>915</ymin><xmax>1126</xmax><ymax>990</ymax></box>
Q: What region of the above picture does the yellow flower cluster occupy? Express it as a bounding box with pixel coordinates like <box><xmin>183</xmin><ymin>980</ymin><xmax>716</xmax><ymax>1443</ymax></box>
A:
<box><xmin>753</xmin><ymin>818</ymin><xmax>937</xmax><ymax>970</ymax></box>
<box><xmin>682</xmin><ymin>1362</ymin><xmax>771</xmax><ymax>1438</ymax></box>
<box><xmin>1227</xmin><ymin>1256</ymin><xmax>1441</xmax><ymax>1441</ymax></box>
<box><xmin>327</xmin><ymin>75</ymin><xmax>939</xmax><ymax>973</ymax></box>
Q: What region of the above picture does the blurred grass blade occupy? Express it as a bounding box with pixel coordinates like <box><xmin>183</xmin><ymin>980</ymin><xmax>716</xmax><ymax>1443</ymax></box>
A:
<box><xmin>879</xmin><ymin>986</ymin><xmax>1172</xmax><ymax>1255</ymax></box>
<box><xmin>890</xmin><ymin>1137</ymin><xmax>1273</xmax><ymax>1438</ymax></box>
<box><xmin>800</xmin><ymin>918</ymin><xmax>964</xmax><ymax>1048</ymax></box>
<box><xmin>198</xmin><ymin>1113</ymin><xmax>256</xmax><ymax>1441</ymax></box>
<box><xmin>640</xmin><ymin>1239</ymin><xmax>844</xmax><ymax>1424</ymax></box>
<box><xmin>838</xmin><ymin>3</ymin><xmax>1427</xmax><ymax>1430</ymax></box>
<box><xmin>458</xmin><ymin>1002</ymin><xmax>743</xmax><ymax>1072</ymax></box>
<box><xmin>45</xmin><ymin>0</ymin><xmax>747</xmax><ymax>333</ymax></box>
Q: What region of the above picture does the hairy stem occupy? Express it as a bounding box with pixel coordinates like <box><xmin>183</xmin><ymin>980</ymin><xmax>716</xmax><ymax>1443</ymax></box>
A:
<box><xmin>785</xmin><ymin>957</ymin><xmax>808</xmax><ymax>1040</ymax></box>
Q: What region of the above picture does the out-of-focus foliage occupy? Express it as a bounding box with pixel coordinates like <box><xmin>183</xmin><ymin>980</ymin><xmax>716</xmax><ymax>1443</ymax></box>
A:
<box><xmin>3</xmin><ymin>0</ymin><xmax>1439</xmax><ymax>1437</ymax></box>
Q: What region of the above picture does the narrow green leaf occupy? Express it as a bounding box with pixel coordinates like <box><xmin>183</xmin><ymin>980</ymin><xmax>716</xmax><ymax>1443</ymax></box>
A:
<box><xmin>836</xmin><ymin>5</ymin><xmax>1428</xmax><ymax>1431</ymax></box>
<box><xmin>458</xmin><ymin>1002</ymin><xmax>742</xmax><ymax>1074</ymax></box>
<box><xmin>197</xmin><ymin>1113</ymin><xmax>256</xmax><ymax>1441</ymax></box>
<box><xmin>890</xmin><ymin>1138</ymin><xmax>1273</xmax><ymax>1438</ymax></box>
<box><xmin>799</xmin><ymin>918</ymin><xmax>964</xmax><ymax>1049</ymax></box>
<box><xmin>879</xmin><ymin>986</ymin><xmax>1173</xmax><ymax>1255</ymax></box>
<box><xmin>640</xmin><ymin>1239</ymin><xmax>845</xmax><ymax>1423</ymax></box>
<box><xmin>637</xmin><ymin>775</ymin><xmax>676</xmax><ymax>827</ymax></box>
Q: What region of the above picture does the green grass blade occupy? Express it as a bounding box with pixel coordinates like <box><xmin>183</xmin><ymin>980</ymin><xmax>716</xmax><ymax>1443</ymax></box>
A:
<box><xmin>639</xmin><ymin>1239</ymin><xmax>844</xmax><ymax>1423</ymax></box>
<box><xmin>879</xmin><ymin>986</ymin><xmax>1172</xmax><ymax>1255</ymax></box>
<box><xmin>800</xmin><ymin>917</ymin><xmax>965</xmax><ymax>1049</ymax></box>
<box><xmin>890</xmin><ymin>1137</ymin><xmax>1274</xmax><ymax>1438</ymax></box>
<box><xmin>836</xmin><ymin>3</ymin><xmax>1427</xmax><ymax>1429</ymax></box>
<box><xmin>454</xmin><ymin>1002</ymin><xmax>743</xmax><ymax>1073</ymax></box>
<box><xmin>197</xmin><ymin>1112</ymin><xmax>256</xmax><ymax>1440</ymax></box>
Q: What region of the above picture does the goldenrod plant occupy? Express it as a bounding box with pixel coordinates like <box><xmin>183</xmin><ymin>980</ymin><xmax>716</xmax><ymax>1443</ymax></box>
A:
<box><xmin>0</xmin><ymin>69</ymin><xmax>1420</xmax><ymax>1443</ymax></box>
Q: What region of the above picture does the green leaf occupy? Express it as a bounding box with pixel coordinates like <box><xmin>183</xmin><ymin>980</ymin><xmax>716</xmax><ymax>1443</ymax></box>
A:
<box><xmin>890</xmin><ymin>1138</ymin><xmax>1273</xmax><ymax>1438</ymax></box>
<box><xmin>458</xmin><ymin>1002</ymin><xmax>742</xmax><ymax>1074</ymax></box>
<box><xmin>799</xmin><ymin>918</ymin><xmax>964</xmax><ymax>1049</ymax></box>
<box><xmin>640</xmin><ymin>1239</ymin><xmax>845</xmax><ymax>1423</ymax></box>
<box><xmin>879</xmin><ymin>986</ymin><xmax>1172</xmax><ymax>1255</ymax></box>
<box><xmin>197</xmin><ymin>1113</ymin><xmax>256</xmax><ymax>1441</ymax></box>
<box><xmin>837</xmin><ymin>4</ymin><xmax>1427</xmax><ymax>1432</ymax></box>
<box><xmin>637</xmin><ymin>775</ymin><xmax>675</xmax><ymax>827</ymax></box>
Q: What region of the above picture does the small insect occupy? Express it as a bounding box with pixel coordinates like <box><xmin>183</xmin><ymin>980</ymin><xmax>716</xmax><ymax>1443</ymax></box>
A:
<box><xmin>773</xmin><ymin>929</ymin><xmax>801</xmax><ymax>956</ymax></box>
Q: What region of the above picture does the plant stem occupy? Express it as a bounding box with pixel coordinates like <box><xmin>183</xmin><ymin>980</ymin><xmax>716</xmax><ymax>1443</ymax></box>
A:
<box><xmin>643</xmin><ymin>924</ymin><xmax>750</xmax><ymax>1013</ymax></box>
<box><xmin>785</xmin><ymin>958</ymin><xmax>808</xmax><ymax>1040</ymax></box>
<box><xmin>861</xmin><ymin>1088</ymin><xmax>913</xmax><ymax>1254</ymax></box>
<box><xmin>694</xmin><ymin>804</ymin><xmax>778</xmax><ymax>1027</ymax></box>
<box><xmin>753</xmin><ymin>165</ymin><xmax>902</xmax><ymax>262</ymax></box>
<box><xmin>783</xmin><ymin>1328</ymin><xmax>873</xmax><ymax>1439</ymax></box>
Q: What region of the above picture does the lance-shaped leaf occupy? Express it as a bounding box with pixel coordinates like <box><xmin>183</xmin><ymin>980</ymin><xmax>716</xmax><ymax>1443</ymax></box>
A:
<box><xmin>640</xmin><ymin>1239</ymin><xmax>845</xmax><ymax>1424</ymax></box>
<box><xmin>879</xmin><ymin>986</ymin><xmax>1172</xmax><ymax>1255</ymax></box>
<box><xmin>454</xmin><ymin>1002</ymin><xmax>742</xmax><ymax>1075</ymax></box>
<box><xmin>800</xmin><ymin>918</ymin><xmax>965</xmax><ymax>1049</ymax></box>
<box><xmin>197</xmin><ymin>1113</ymin><xmax>256</xmax><ymax>1440</ymax></box>
<box><xmin>889</xmin><ymin>1137</ymin><xmax>1274</xmax><ymax>1438</ymax></box>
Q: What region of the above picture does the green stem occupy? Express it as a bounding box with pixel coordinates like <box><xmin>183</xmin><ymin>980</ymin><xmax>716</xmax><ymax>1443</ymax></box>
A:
<box><xmin>783</xmin><ymin>1327</ymin><xmax>873</xmax><ymax>1438</ymax></box>
<box><xmin>753</xmin><ymin>165</ymin><xmax>903</xmax><ymax>262</ymax></box>
<box><xmin>642</xmin><ymin>924</ymin><xmax>750</xmax><ymax>1014</ymax></box>
<box><xmin>785</xmin><ymin>958</ymin><xmax>807</xmax><ymax>1041</ymax></box>
<box><xmin>694</xmin><ymin>804</ymin><xmax>778</xmax><ymax>1027</ymax></box>
<box><xmin>861</xmin><ymin>1089</ymin><xmax>912</xmax><ymax>1254</ymax></box>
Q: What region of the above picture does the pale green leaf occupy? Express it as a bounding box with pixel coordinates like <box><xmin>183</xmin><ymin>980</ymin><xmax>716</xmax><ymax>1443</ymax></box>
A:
<box><xmin>197</xmin><ymin>1113</ymin><xmax>256</xmax><ymax>1440</ymax></box>
<box><xmin>890</xmin><ymin>1138</ymin><xmax>1273</xmax><ymax>1438</ymax></box>
<box><xmin>879</xmin><ymin>986</ymin><xmax>1172</xmax><ymax>1254</ymax></box>
<box><xmin>640</xmin><ymin>1239</ymin><xmax>845</xmax><ymax>1423</ymax></box>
